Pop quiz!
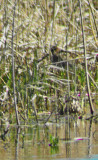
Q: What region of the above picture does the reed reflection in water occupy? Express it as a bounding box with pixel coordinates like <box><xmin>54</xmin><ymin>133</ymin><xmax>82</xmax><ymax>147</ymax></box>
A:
<box><xmin>0</xmin><ymin>117</ymin><xmax>98</xmax><ymax>160</ymax></box>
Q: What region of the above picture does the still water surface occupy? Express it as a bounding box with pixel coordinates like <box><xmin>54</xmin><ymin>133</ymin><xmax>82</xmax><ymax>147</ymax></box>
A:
<box><xmin>0</xmin><ymin>116</ymin><xmax>98</xmax><ymax>160</ymax></box>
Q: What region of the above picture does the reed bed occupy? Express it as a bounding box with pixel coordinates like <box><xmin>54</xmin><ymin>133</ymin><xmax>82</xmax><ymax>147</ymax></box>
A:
<box><xmin>0</xmin><ymin>0</ymin><xmax>98</xmax><ymax>125</ymax></box>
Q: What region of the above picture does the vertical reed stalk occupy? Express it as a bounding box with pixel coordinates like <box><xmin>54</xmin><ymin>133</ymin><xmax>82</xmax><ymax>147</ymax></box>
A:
<box><xmin>31</xmin><ymin>95</ymin><xmax>38</xmax><ymax>123</ymax></box>
<box><xmin>88</xmin><ymin>0</ymin><xmax>98</xmax><ymax>37</ymax></box>
<box><xmin>3</xmin><ymin>0</ymin><xmax>8</xmax><ymax>58</ymax></box>
<box><xmin>74</xmin><ymin>24</ymin><xmax>78</xmax><ymax>93</ymax></box>
<box><xmin>11</xmin><ymin>0</ymin><xmax>20</xmax><ymax>125</ymax></box>
<box><xmin>44</xmin><ymin>0</ymin><xmax>48</xmax><ymax>47</ymax></box>
<box><xmin>66</xmin><ymin>0</ymin><xmax>70</xmax><ymax>97</ymax></box>
<box><xmin>49</xmin><ymin>0</ymin><xmax>55</xmax><ymax>53</ymax></box>
<box><xmin>78</xmin><ymin>0</ymin><xmax>94</xmax><ymax>115</ymax></box>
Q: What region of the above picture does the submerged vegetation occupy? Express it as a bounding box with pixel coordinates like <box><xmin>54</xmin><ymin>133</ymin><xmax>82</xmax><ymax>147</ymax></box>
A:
<box><xmin>0</xmin><ymin>0</ymin><xmax>98</xmax><ymax>126</ymax></box>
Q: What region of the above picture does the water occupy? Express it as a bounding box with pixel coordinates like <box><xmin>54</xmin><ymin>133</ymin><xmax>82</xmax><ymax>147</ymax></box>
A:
<box><xmin>0</xmin><ymin>117</ymin><xmax>98</xmax><ymax>160</ymax></box>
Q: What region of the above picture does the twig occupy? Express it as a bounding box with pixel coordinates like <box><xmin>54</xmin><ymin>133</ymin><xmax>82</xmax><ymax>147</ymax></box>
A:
<box><xmin>38</xmin><ymin>53</ymin><xmax>49</xmax><ymax>62</ymax></box>
<box><xmin>87</xmin><ymin>72</ymin><xmax>98</xmax><ymax>89</ymax></box>
<box><xmin>44</xmin><ymin>108</ymin><xmax>55</xmax><ymax>125</ymax></box>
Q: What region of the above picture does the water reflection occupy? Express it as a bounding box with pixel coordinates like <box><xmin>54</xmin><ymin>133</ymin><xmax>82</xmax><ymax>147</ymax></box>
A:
<box><xmin>0</xmin><ymin>116</ymin><xmax>98</xmax><ymax>160</ymax></box>
<box><xmin>15</xmin><ymin>127</ymin><xmax>20</xmax><ymax>160</ymax></box>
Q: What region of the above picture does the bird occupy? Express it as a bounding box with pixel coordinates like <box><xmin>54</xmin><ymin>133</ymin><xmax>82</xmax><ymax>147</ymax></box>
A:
<box><xmin>50</xmin><ymin>45</ymin><xmax>69</xmax><ymax>67</ymax></box>
<box><xmin>51</xmin><ymin>45</ymin><xmax>66</xmax><ymax>62</ymax></box>
<box><xmin>51</xmin><ymin>45</ymin><xmax>66</xmax><ymax>54</ymax></box>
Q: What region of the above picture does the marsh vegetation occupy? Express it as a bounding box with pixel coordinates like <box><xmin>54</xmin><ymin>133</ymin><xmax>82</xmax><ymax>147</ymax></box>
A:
<box><xmin>0</xmin><ymin>0</ymin><xmax>98</xmax><ymax>124</ymax></box>
<box><xmin>0</xmin><ymin>1</ymin><xmax>98</xmax><ymax>159</ymax></box>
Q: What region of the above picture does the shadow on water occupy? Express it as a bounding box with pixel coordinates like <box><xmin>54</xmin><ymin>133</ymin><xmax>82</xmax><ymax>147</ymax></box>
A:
<box><xmin>0</xmin><ymin>116</ymin><xmax>98</xmax><ymax>160</ymax></box>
